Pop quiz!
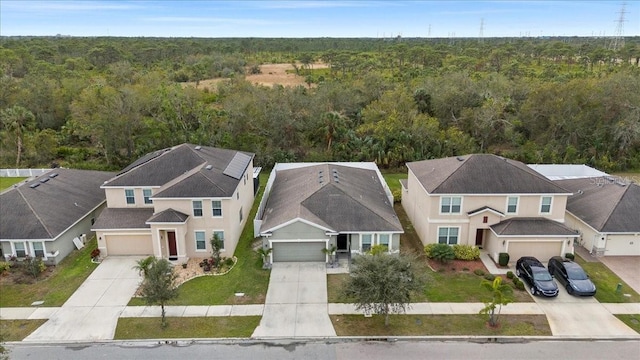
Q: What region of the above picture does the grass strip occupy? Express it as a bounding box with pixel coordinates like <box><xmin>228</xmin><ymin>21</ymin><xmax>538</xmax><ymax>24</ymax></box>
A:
<box><xmin>114</xmin><ymin>316</ymin><xmax>260</xmax><ymax>339</ymax></box>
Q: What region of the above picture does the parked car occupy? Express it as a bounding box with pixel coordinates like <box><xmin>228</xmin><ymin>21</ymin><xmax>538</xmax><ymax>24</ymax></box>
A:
<box><xmin>515</xmin><ymin>256</ymin><xmax>559</xmax><ymax>297</ymax></box>
<box><xmin>548</xmin><ymin>256</ymin><xmax>596</xmax><ymax>296</ymax></box>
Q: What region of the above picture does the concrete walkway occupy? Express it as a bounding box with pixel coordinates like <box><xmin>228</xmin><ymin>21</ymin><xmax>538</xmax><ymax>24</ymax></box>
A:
<box><xmin>20</xmin><ymin>257</ymin><xmax>142</xmax><ymax>342</ymax></box>
<box><xmin>252</xmin><ymin>262</ymin><xmax>336</xmax><ymax>338</ymax></box>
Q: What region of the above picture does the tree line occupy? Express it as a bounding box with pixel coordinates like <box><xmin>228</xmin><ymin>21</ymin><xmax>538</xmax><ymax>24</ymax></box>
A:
<box><xmin>1</xmin><ymin>36</ymin><xmax>639</xmax><ymax>171</ymax></box>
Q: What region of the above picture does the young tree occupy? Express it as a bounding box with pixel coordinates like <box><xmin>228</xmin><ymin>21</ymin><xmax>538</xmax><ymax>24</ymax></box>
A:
<box><xmin>256</xmin><ymin>247</ymin><xmax>273</xmax><ymax>269</ymax></box>
<box><xmin>138</xmin><ymin>257</ymin><xmax>179</xmax><ymax>327</ymax></box>
<box><xmin>479</xmin><ymin>276</ymin><xmax>513</xmax><ymax>327</ymax></box>
<box><xmin>210</xmin><ymin>233</ymin><xmax>223</xmax><ymax>270</ymax></box>
<box><xmin>0</xmin><ymin>105</ymin><xmax>35</xmax><ymax>166</ymax></box>
<box><xmin>342</xmin><ymin>253</ymin><xmax>425</xmax><ymax>326</ymax></box>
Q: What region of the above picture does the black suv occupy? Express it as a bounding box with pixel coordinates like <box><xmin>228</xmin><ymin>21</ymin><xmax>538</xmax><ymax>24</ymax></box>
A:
<box><xmin>548</xmin><ymin>256</ymin><xmax>596</xmax><ymax>296</ymax></box>
<box><xmin>515</xmin><ymin>256</ymin><xmax>558</xmax><ymax>297</ymax></box>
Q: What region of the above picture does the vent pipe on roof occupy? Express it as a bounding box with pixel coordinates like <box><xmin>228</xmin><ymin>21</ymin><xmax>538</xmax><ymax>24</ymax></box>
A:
<box><xmin>456</xmin><ymin>156</ymin><xmax>465</xmax><ymax>161</ymax></box>
<box><xmin>195</xmin><ymin>146</ymin><xmax>202</xmax><ymax>150</ymax></box>
<box><xmin>205</xmin><ymin>164</ymin><xmax>213</xmax><ymax>170</ymax></box>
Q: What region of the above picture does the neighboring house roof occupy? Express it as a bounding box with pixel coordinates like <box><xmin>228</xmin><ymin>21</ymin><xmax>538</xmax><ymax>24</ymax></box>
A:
<box><xmin>92</xmin><ymin>208</ymin><xmax>153</xmax><ymax>230</ymax></box>
<box><xmin>406</xmin><ymin>154</ymin><xmax>569</xmax><ymax>194</ymax></box>
<box><xmin>555</xmin><ymin>177</ymin><xmax>640</xmax><ymax>233</ymax></box>
<box><xmin>261</xmin><ymin>163</ymin><xmax>402</xmax><ymax>233</ymax></box>
<box><xmin>147</xmin><ymin>209</ymin><xmax>189</xmax><ymax>223</ymax></box>
<box><xmin>528</xmin><ymin>164</ymin><xmax>609</xmax><ymax>180</ymax></box>
<box><xmin>490</xmin><ymin>218</ymin><xmax>578</xmax><ymax>237</ymax></box>
<box><xmin>0</xmin><ymin>169</ymin><xmax>115</xmax><ymax>240</ymax></box>
<box><xmin>103</xmin><ymin>144</ymin><xmax>254</xmax><ymax>198</ymax></box>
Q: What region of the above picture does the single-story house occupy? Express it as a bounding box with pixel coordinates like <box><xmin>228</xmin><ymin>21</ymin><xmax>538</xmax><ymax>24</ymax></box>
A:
<box><xmin>254</xmin><ymin>162</ymin><xmax>403</xmax><ymax>263</ymax></box>
<box><xmin>1</xmin><ymin>168</ymin><xmax>115</xmax><ymax>265</ymax></box>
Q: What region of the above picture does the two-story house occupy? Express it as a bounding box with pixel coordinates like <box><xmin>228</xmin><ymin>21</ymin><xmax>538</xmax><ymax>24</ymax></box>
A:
<box><xmin>92</xmin><ymin>144</ymin><xmax>255</xmax><ymax>263</ymax></box>
<box><xmin>401</xmin><ymin>154</ymin><xmax>578</xmax><ymax>263</ymax></box>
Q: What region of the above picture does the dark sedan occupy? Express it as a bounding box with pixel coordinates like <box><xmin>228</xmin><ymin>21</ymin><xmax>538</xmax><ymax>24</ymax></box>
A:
<box><xmin>516</xmin><ymin>256</ymin><xmax>559</xmax><ymax>297</ymax></box>
<box><xmin>548</xmin><ymin>256</ymin><xmax>596</xmax><ymax>296</ymax></box>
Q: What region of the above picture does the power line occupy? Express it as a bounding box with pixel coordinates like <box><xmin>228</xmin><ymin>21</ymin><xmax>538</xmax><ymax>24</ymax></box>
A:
<box><xmin>609</xmin><ymin>2</ymin><xmax>627</xmax><ymax>51</ymax></box>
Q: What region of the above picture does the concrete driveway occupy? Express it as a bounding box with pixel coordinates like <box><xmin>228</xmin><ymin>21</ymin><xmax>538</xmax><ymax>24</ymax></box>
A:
<box><xmin>252</xmin><ymin>262</ymin><xmax>336</xmax><ymax>338</ymax></box>
<box><xmin>532</xmin><ymin>283</ymin><xmax>637</xmax><ymax>336</ymax></box>
<box><xmin>599</xmin><ymin>256</ymin><xmax>640</xmax><ymax>295</ymax></box>
<box><xmin>24</xmin><ymin>256</ymin><xmax>142</xmax><ymax>342</ymax></box>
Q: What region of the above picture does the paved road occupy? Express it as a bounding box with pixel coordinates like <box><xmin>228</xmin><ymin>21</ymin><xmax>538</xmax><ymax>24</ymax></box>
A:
<box><xmin>7</xmin><ymin>339</ymin><xmax>640</xmax><ymax>360</ymax></box>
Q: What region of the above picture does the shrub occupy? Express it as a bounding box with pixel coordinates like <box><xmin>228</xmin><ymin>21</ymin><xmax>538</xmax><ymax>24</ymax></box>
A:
<box><xmin>506</xmin><ymin>271</ymin><xmax>514</xmax><ymax>279</ymax></box>
<box><xmin>424</xmin><ymin>244</ymin><xmax>437</xmax><ymax>258</ymax></box>
<box><xmin>90</xmin><ymin>248</ymin><xmax>101</xmax><ymax>259</ymax></box>
<box><xmin>23</xmin><ymin>257</ymin><xmax>46</xmax><ymax>279</ymax></box>
<box><xmin>514</xmin><ymin>278</ymin><xmax>525</xmax><ymax>291</ymax></box>
<box><xmin>498</xmin><ymin>252</ymin><xmax>510</xmax><ymax>266</ymax></box>
<box><xmin>224</xmin><ymin>257</ymin><xmax>234</xmax><ymax>267</ymax></box>
<box><xmin>452</xmin><ymin>244</ymin><xmax>481</xmax><ymax>260</ymax></box>
<box><xmin>474</xmin><ymin>269</ymin><xmax>485</xmax><ymax>276</ymax></box>
<box><xmin>483</xmin><ymin>273</ymin><xmax>496</xmax><ymax>281</ymax></box>
<box><xmin>565</xmin><ymin>253</ymin><xmax>575</xmax><ymax>260</ymax></box>
<box><xmin>431</xmin><ymin>244</ymin><xmax>455</xmax><ymax>264</ymax></box>
<box><xmin>0</xmin><ymin>262</ymin><xmax>10</xmax><ymax>275</ymax></box>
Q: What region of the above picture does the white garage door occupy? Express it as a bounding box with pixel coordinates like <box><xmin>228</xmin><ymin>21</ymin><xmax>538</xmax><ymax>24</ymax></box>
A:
<box><xmin>106</xmin><ymin>235</ymin><xmax>153</xmax><ymax>256</ymax></box>
<box><xmin>272</xmin><ymin>242</ymin><xmax>326</xmax><ymax>262</ymax></box>
<box><xmin>606</xmin><ymin>237</ymin><xmax>640</xmax><ymax>256</ymax></box>
<box><xmin>508</xmin><ymin>241</ymin><xmax>563</xmax><ymax>263</ymax></box>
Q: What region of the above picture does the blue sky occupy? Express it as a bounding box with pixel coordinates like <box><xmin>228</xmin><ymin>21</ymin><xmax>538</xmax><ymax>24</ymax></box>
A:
<box><xmin>1</xmin><ymin>1</ymin><xmax>638</xmax><ymax>38</ymax></box>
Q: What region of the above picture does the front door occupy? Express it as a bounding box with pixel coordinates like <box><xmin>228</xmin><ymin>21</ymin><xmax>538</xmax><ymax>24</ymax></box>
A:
<box><xmin>167</xmin><ymin>231</ymin><xmax>178</xmax><ymax>260</ymax></box>
<box><xmin>475</xmin><ymin>229</ymin><xmax>484</xmax><ymax>248</ymax></box>
<box><xmin>337</xmin><ymin>234</ymin><xmax>349</xmax><ymax>252</ymax></box>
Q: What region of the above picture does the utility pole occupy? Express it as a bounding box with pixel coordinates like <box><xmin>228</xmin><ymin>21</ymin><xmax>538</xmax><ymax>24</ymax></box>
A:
<box><xmin>609</xmin><ymin>2</ymin><xmax>627</xmax><ymax>51</ymax></box>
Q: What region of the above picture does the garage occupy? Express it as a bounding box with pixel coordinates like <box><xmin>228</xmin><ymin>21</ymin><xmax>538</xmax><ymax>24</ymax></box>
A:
<box><xmin>507</xmin><ymin>241</ymin><xmax>563</xmax><ymax>262</ymax></box>
<box><xmin>605</xmin><ymin>236</ymin><xmax>640</xmax><ymax>256</ymax></box>
<box><xmin>106</xmin><ymin>234</ymin><xmax>153</xmax><ymax>256</ymax></box>
<box><xmin>272</xmin><ymin>241</ymin><xmax>326</xmax><ymax>262</ymax></box>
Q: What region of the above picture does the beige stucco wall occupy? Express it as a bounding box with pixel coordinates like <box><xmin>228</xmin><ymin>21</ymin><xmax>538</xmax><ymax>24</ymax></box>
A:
<box><xmin>104</xmin><ymin>187</ymin><xmax>157</xmax><ymax>208</ymax></box>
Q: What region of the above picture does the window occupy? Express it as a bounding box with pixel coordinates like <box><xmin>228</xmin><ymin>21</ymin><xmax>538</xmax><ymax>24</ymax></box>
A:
<box><xmin>195</xmin><ymin>231</ymin><xmax>206</xmax><ymax>251</ymax></box>
<box><xmin>32</xmin><ymin>242</ymin><xmax>45</xmax><ymax>257</ymax></box>
<box><xmin>438</xmin><ymin>227</ymin><xmax>459</xmax><ymax>245</ymax></box>
<box><xmin>540</xmin><ymin>196</ymin><xmax>552</xmax><ymax>214</ymax></box>
<box><xmin>440</xmin><ymin>196</ymin><xmax>462</xmax><ymax>214</ymax></box>
<box><xmin>379</xmin><ymin>234</ymin><xmax>390</xmax><ymax>250</ymax></box>
<box><xmin>361</xmin><ymin>234</ymin><xmax>372</xmax><ymax>252</ymax></box>
<box><xmin>507</xmin><ymin>196</ymin><xmax>518</xmax><ymax>214</ymax></box>
<box><xmin>125</xmin><ymin>189</ymin><xmax>135</xmax><ymax>205</ymax></box>
<box><xmin>143</xmin><ymin>189</ymin><xmax>153</xmax><ymax>204</ymax></box>
<box><xmin>212</xmin><ymin>200</ymin><xmax>222</xmax><ymax>217</ymax></box>
<box><xmin>483</xmin><ymin>216</ymin><xmax>488</xmax><ymax>224</ymax></box>
<box><xmin>14</xmin><ymin>242</ymin><xmax>27</xmax><ymax>258</ymax></box>
<box><xmin>193</xmin><ymin>200</ymin><xmax>203</xmax><ymax>217</ymax></box>
<box><xmin>213</xmin><ymin>231</ymin><xmax>225</xmax><ymax>250</ymax></box>
<box><xmin>239</xmin><ymin>207</ymin><xmax>243</xmax><ymax>222</ymax></box>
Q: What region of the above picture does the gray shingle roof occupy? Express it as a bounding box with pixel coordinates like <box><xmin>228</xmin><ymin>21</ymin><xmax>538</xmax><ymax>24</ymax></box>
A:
<box><xmin>407</xmin><ymin>154</ymin><xmax>569</xmax><ymax>194</ymax></box>
<box><xmin>0</xmin><ymin>169</ymin><xmax>115</xmax><ymax>240</ymax></box>
<box><xmin>147</xmin><ymin>208</ymin><xmax>189</xmax><ymax>223</ymax></box>
<box><xmin>103</xmin><ymin>144</ymin><xmax>253</xmax><ymax>198</ymax></box>
<box><xmin>92</xmin><ymin>208</ymin><xmax>153</xmax><ymax>230</ymax></box>
<box><xmin>556</xmin><ymin>177</ymin><xmax>640</xmax><ymax>233</ymax></box>
<box><xmin>261</xmin><ymin>164</ymin><xmax>402</xmax><ymax>233</ymax></box>
<box><xmin>491</xmin><ymin>218</ymin><xmax>578</xmax><ymax>236</ymax></box>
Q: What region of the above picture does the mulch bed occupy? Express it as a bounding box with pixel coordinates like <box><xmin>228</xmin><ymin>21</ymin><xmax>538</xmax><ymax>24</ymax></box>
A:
<box><xmin>427</xmin><ymin>259</ymin><xmax>488</xmax><ymax>273</ymax></box>
<box><xmin>0</xmin><ymin>264</ymin><xmax>55</xmax><ymax>285</ymax></box>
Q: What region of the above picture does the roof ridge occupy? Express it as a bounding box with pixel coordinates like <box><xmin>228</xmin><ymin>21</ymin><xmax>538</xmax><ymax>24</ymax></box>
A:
<box><xmin>598</xmin><ymin>182</ymin><xmax>631</xmax><ymax>231</ymax></box>
<box><xmin>432</xmin><ymin>156</ymin><xmax>469</xmax><ymax>193</ymax></box>
<box><xmin>16</xmin><ymin>186</ymin><xmax>53</xmax><ymax>238</ymax></box>
<box><xmin>506</xmin><ymin>156</ymin><xmax>568</xmax><ymax>192</ymax></box>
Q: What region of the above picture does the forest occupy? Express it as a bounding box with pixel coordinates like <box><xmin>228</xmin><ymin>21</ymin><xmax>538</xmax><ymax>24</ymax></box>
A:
<box><xmin>1</xmin><ymin>36</ymin><xmax>639</xmax><ymax>171</ymax></box>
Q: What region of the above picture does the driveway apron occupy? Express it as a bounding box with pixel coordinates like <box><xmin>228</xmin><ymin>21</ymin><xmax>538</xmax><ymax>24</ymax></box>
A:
<box><xmin>252</xmin><ymin>262</ymin><xmax>336</xmax><ymax>338</ymax></box>
<box><xmin>599</xmin><ymin>256</ymin><xmax>640</xmax><ymax>295</ymax></box>
<box><xmin>23</xmin><ymin>256</ymin><xmax>142</xmax><ymax>342</ymax></box>
<box><xmin>532</xmin><ymin>285</ymin><xmax>637</xmax><ymax>336</ymax></box>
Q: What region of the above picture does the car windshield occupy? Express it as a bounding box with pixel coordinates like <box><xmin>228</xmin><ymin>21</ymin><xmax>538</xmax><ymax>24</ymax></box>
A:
<box><xmin>567</xmin><ymin>266</ymin><xmax>588</xmax><ymax>280</ymax></box>
<box><xmin>532</xmin><ymin>269</ymin><xmax>552</xmax><ymax>281</ymax></box>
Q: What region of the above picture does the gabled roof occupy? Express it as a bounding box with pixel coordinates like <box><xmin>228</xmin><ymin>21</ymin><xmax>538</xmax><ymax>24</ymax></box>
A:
<box><xmin>406</xmin><ymin>154</ymin><xmax>569</xmax><ymax>194</ymax></box>
<box><xmin>490</xmin><ymin>218</ymin><xmax>578</xmax><ymax>237</ymax></box>
<box><xmin>147</xmin><ymin>208</ymin><xmax>189</xmax><ymax>223</ymax></box>
<box><xmin>555</xmin><ymin>177</ymin><xmax>640</xmax><ymax>233</ymax></box>
<box><xmin>0</xmin><ymin>169</ymin><xmax>114</xmax><ymax>240</ymax></box>
<box><xmin>92</xmin><ymin>208</ymin><xmax>153</xmax><ymax>230</ymax></box>
<box><xmin>468</xmin><ymin>206</ymin><xmax>504</xmax><ymax>217</ymax></box>
<box><xmin>102</xmin><ymin>144</ymin><xmax>253</xmax><ymax>198</ymax></box>
<box><xmin>260</xmin><ymin>163</ymin><xmax>402</xmax><ymax>233</ymax></box>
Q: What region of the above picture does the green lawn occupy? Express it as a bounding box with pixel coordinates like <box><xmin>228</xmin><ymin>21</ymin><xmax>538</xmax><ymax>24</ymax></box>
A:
<box><xmin>575</xmin><ymin>256</ymin><xmax>640</xmax><ymax>303</ymax></box>
<box><xmin>381</xmin><ymin>172</ymin><xmax>407</xmax><ymax>193</ymax></box>
<box><xmin>0</xmin><ymin>319</ymin><xmax>47</xmax><ymax>341</ymax></box>
<box><xmin>129</xmin><ymin>173</ymin><xmax>271</xmax><ymax>306</ymax></box>
<box><xmin>114</xmin><ymin>316</ymin><xmax>260</xmax><ymax>339</ymax></box>
<box><xmin>615</xmin><ymin>314</ymin><xmax>640</xmax><ymax>334</ymax></box>
<box><xmin>0</xmin><ymin>177</ymin><xmax>26</xmax><ymax>190</ymax></box>
<box><xmin>0</xmin><ymin>238</ymin><xmax>99</xmax><ymax>307</ymax></box>
<box><xmin>331</xmin><ymin>314</ymin><xmax>551</xmax><ymax>336</ymax></box>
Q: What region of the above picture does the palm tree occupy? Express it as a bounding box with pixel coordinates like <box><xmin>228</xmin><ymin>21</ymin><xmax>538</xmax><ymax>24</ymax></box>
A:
<box><xmin>256</xmin><ymin>247</ymin><xmax>272</xmax><ymax>269</ymax></box>
<box><xmin>479</xmin><ymin>276</ymin><xmax>513</xmax><ymax>327</ymax></box>
<box><xmin>133</xmin><ymin>256</ymin><xmax>155</xmax><ymax>278</ymax></box>
<box><xmin>322</xmin><ymin>245</ymin><xmax>337</xmax><ymax>264</ymax></box>
<box><xmin>0</xmin><ymin>105</ymin><xmax>35</xmax><ymax>166</ymax></box>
